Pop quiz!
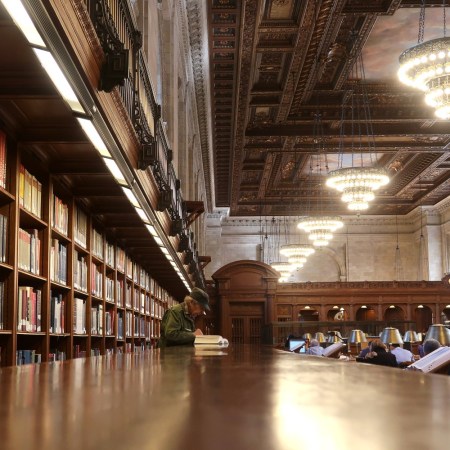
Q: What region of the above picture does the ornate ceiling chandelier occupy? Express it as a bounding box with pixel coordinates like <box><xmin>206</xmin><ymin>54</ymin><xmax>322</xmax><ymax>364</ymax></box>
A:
<box><xmin>297</xmin><ymin>217</ymin><xmax>343</xmax><ymax>247</ymax></box>
<box><xmin>297</xmin><ymin>112</ymin><xmax>343</xmax><ymax>246</ymax></box>
<box><xmin>326</xmin><ymin>167</ymin><xmax>389</xmax><ymax>211</ymax></box>
<box><xmin>398</xmin><ymin>3</ymin><xmax>450</xmax><ymax>119</ymax></box>
<box><xmin>270</xmin><ymin>261</ymin><xmax>295</xmax><ymax>283</ymax></box>
<box><xmin>280</xmin><ymin>243</ymin><xmax>315</xmax><ymax>267</ymax></box>
<box><xmin>326</xmin><ymin>50</ymin><xmax>389</xmax><ymax>211</ymax></box>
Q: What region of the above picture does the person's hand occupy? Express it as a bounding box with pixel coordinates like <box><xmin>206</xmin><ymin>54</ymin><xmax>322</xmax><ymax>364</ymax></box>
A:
<box><xmin>194</xmin><ymin>328</ymin><xmax>203</xmax><ymax>336</ymax></box>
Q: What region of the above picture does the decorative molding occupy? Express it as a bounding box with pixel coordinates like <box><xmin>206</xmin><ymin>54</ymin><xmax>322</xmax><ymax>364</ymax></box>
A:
<box><xmin>186</xmin><ymin>0</ymin><xmax>214</xmax><ymax>212</ymax></box>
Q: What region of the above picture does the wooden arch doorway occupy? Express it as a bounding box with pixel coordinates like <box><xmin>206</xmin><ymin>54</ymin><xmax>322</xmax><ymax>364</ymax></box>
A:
<box><xmin>212</xmin><ymin>260</ymin><xmax>279</xmax><ymax>345</ymax></box>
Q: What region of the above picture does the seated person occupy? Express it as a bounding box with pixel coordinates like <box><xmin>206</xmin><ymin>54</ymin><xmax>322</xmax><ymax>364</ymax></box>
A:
<box><xmin>358</xmin><ymin>341</ymin><xmax>372</xmax><ymax>358</ymax></box>
<box><xmin>423</xmin><ymin>338</ymin><xmax>441</xmax><ymax>356</ymax></box>
<box><xmin>306</xmin><ymin>339</ymin><xmax>324</xmax><ymax>356</ymax></box>
<box><xmin>359</xmin><ymin>339</ymin><xmax>398</xmax><ymax>368</ymax></box>
<box><xmin>390</xmin><ymin>343</ymin><xmax>414</xmax><ymax>365</ymax></box>
<box><xmin>284</xmin><ymin>334</ymin><xmax>295</xmax><ymax>349</ymax></box>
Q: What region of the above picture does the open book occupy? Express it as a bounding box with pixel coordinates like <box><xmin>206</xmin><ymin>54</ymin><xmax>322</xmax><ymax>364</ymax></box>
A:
<box><xmin>323</xmin><ymin>342</ymin><xmax>345</xmax><ymax>358</ymax></box>
<box><xmin>194</xmin><ymin>335</ymin><xmax>229</xmax><ymax>349</ymax></box>
<box><xmin>406</xmin><ymin>346</ymin><xmax>450</xmax><ymax>373</ymax></box>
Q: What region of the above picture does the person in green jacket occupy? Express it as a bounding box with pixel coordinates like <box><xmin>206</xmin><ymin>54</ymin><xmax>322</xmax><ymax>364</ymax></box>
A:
<box><xmin>157</xmin><ymin>287</ymin><xmax>210</xmax><ymax>348</ymax></box>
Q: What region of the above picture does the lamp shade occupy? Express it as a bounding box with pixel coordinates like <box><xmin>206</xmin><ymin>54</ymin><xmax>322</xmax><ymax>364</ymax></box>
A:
<box><xmin>424</xmin><ymin>324</ymin><xmax>450</xmax><ymax>346</ymax></box>
<box><xmin>403</xmin><ymin>330</ymin><xmax>420</xmax><ymax>343</ymax></box>
<box><xmin>302</xmin><ymin>333</ymin><xmax>313</xmax><ymax>341</ymax></box>
<box><xmin>348</xmin><ymin>329</ymin><xmax>367</xmax><ymax>344</ymax></box>
<box><xmin>380</xmin><ymin>327</ymin><xmax>403</xmax><ymax>345</ymax></box>
<box><xmin>327</xmin><ymin>330</ymin><xmax>343</xmax><ymax>343</ymax></box>
<box><xmin>314</xmin><ymin>332</ymin><xmax>326</xmax><ymax>343</ymax></box>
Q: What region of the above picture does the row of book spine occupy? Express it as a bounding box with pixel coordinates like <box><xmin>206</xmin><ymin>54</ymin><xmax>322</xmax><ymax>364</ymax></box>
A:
<box><xmin>49</xmin><ymin>292</ymin><xmax>65</xmax><ymax>334</ymax></box>
<box><xmin>52</xmin><ymin>194</ymin><xmax>68</xmax><ymax>235</ymax></box>
<box><xmin>17</xmin><ymin>286</ymin><xmax>41</xmax><ymax>332</ymax></box>
<box><xmin>18</xmin><ymin>228</ymin><xmax>40</xmax><ymax>275</ymax></box>
<box><xmin>74</xmin><ymin>251</ymin><xmax>88</xmax><ymax>292</ymax></box>
<box><xmin>0</xmin><ymin>281</ymin><xmax>4</xmax><ymax>330</ymax></box>
<box><xmin>0</xmin><ymin>213</ymin><xmax>7</xmax><ymax>263</ymax></box>
<box><xmin>73</xmin><ymin>297</ymin><xmax>87</xmax><ymax>334</ymax></box>
<box><xmin>16</xmin><ymin>351</ymin><xmax>67</xmax><ymax>365</ymax></box>
<box><xmin>50</xmin><ymin>239</ymin><xmax>68</xmax><ymax>285</ymax></box>
<box><xmin>0</xmin><ymin>131</ymin><xmax>6</xmax><ymax>189</ymax></box>
<box><xmin>19</xmin><ymin>164</ymin><xmax>42</xmax><ymax>218</ymax></box>
<box><xmin>91</xmin><ymin>303</ymin><xmax>104</xmax><ymax>335</ymax></box>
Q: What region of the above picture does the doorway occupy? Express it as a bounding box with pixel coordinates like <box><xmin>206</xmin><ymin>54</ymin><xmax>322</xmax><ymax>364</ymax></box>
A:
<box><xmin>231</xmin><ymin>317</ymin><xmax>263</xmax><ymax>344</ymax></box>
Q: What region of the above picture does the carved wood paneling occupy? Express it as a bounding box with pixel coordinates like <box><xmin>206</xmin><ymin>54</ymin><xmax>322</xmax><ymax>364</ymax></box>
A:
<box><xmin>205</xmin><ymin>0</ymin><xmax>450</xmax><ymax>217</ymax></box>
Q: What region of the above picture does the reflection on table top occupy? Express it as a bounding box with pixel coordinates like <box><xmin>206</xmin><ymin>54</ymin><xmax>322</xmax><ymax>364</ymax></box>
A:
<box><xmin>1</xmin><ymin>346</ymin><xmax>449</xmax><ymax>450</ymax></box>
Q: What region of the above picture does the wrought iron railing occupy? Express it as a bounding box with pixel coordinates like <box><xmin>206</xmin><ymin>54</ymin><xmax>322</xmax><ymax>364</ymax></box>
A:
<box><xmin>85</xmin><ymin>0</ymin><xmax>205</xmax><ymax>288</ymax></box>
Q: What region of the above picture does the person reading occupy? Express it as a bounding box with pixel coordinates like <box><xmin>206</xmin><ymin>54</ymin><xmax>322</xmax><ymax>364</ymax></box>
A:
<box><xmin>157</xmin><ymin>287</ymin><xmax>210</xmax><ymax>348</ymax></box>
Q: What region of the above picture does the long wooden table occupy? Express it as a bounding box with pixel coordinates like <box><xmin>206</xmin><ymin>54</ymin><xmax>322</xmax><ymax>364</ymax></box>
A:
<box><xmin>1</xmin><ymin>346</ymin><xmax>449</xmax><ymax>449</ymax></box>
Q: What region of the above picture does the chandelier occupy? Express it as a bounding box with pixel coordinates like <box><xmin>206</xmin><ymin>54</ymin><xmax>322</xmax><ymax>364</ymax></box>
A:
<box><xmin>326</xmin><ymin>49</ymin><xmax>389</xmax><ymax>211</ymax></box>
<box><xmin>280</xmin><ymin>243</ymin><xmax>315</xmax><ymax>266</ymax></box>
<box><xmin>398</xmin><ymin>4</ymin><xmax>450</xmax><ymax>119</ymax></box>
<box><xmin>271</xmin><ymin>261</ymin><xmax>295</xmax><ymax>283</ymax></box>
<box><xmin>326</xmin><ymin>167</ymin><xmax>389</xmax><ymax>211</ymax></box>
<box><xmin>297</xmin><ymin>217</ymin><xmax>343</xmax><ymax>247</ymax></box>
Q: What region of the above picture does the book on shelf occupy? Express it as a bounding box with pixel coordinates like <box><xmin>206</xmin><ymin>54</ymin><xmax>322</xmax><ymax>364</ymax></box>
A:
<box><xmin>194</xmin><ymin>335</ymin><xmax>229</xmax><ymax>349</ymax></box>
<box><xmin>0</xmin><ymin>213</ymin><xmax>7</xmax><ymax>263</ymax></box>
<box><xmin>0</xmin><ymin>130</ymin><xmax>6</xmax><ymax>188</ymax></box>
<box><xmin>406</xmin><ymin>346</ymin><xmax>450</xmax><ymax>373</ymax></box>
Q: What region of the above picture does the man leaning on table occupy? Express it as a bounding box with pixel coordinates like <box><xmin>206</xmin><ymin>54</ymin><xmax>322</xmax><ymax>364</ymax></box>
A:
<box><xmin>157</xmin><ymin>287</ymin><xmax>210</xmax><ymax>348</ymax></box>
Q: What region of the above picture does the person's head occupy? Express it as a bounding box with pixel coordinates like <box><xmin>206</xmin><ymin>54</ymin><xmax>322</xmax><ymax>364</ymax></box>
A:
<box><xmin>423</xmin><ymin>338</ymin><xmax>441</xmax><ymax>356</ymax></box>
<box><xmin>390</xmin><ymin>343</ymin><xmax>401</xmax><ymax>349</ymax></box>
<box><xmin>309</xmin><ymin>339</ymin><xmax>320</xmax><ymax>347</ymax></box>
<box><xmin>371</xmin><ymin>339</ymin><xmax>387</xmax><ymax>352</ymax></box>
<box><xmin>185</xmin><ymin>287</ymin><xmax>210</xmax><ymax>317</ymax></box>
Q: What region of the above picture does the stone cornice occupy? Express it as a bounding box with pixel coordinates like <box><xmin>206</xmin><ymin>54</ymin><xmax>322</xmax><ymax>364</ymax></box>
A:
<box><xmin>186</xmin><ymin>0</ymin><xmax>214</xmax><ymax>212</ymax></box>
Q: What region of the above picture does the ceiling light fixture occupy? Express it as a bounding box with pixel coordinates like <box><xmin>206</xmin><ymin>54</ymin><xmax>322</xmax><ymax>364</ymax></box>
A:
<box><xmin>298</xmin><ymin>112</ymin><xmax>343</xmax><ymax>246</ymax></box>
<box><xmin>297</xmin><ymin>217</ymin><xmax>343</xmax><ymax>247</ymax></box>
<box><xmin>103</xmin><ymin>157</ymin><xmax>127</xmax><ymax>186</ymax></box>
<box><xmin>271</xmin><ymin>261</ymin><xmax>295</xmax><ymax>282</ymax></box>
<box><xmin>33</xmin><ymin>48</ymin><xmax>85</xmax><ymax>113</ymax></box>
<box><xmin>280</xmin><ymin>243</ymin><xmax>315</xmax><ymax>265</ymax></box>
<box><xmin>326</xmin><ymin>48</ymin><xmax>389</xmax><ymax>210</ymax></box>
<box><xmin>398</xmin><ymin>2</ymin><xmax>450</xmax><ymax>119</ymax></box>
<box><xmin>1</xmin><ymin>0</ymin><xmax>46</xmax><ymax>47</ymax></box>
<box><xmin>76</xmin><ymin>118</ymin><xmax>111</xmax><ymax>157</ymax></box>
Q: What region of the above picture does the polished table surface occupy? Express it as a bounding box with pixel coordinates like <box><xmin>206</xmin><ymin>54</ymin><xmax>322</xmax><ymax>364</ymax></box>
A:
<box><xmin>1</xmin><ymin>346</ymin><xmax>450</xmax><ymax>450</ymax></box>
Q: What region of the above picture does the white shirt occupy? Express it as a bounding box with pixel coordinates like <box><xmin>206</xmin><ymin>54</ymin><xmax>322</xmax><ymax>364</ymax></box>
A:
<box><xmin>306</xmin><ymin>345</ymin><xmax>324</xmax><ymax>356</ymax></box>
<box><xmin>391</xmin><ymin>346</ymin><xmax>414</xmax><ymax>364</ymax></box>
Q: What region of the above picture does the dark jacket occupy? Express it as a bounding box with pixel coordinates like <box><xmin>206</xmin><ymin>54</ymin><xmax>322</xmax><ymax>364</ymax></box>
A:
<box><xmin>361</xmin><ymin>347</ymin><xmax>398</xmax><ymax>368</ymax></box>
<box><xmin>157</xmin><ymin>302</ymin><xmax>196</xmax><ymax>348</ymax></box>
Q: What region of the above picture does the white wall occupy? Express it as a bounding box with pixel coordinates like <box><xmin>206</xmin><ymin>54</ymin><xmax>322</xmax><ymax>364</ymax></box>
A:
<box><xmin>204</xmin><ymin>204</ymin><xmax>450</xmax><ymax>282</ymax></box>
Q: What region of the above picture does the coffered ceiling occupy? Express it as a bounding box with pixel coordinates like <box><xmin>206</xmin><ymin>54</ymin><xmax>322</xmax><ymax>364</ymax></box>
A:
<box><xmin>206</xmin><ymin>0</ymin><xmax>450</xmax><ymax>217</ymax></box>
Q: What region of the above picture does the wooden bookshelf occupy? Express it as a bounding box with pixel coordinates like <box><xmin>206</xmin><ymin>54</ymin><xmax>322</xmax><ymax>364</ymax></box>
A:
<box><xmin>0</xmin><ymin>139</ymin><xmax>177</xmax><ymax>367</ymax></box>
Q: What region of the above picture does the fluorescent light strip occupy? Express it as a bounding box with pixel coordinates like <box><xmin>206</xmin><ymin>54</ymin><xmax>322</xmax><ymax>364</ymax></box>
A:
<box><xmin>104</xmin><ymin>158</ymin><xmax>127</xmax><ymax>186</ymax></box>
<box><xmin>161</xmin><ymin>247</ymin><xmax>169</xmax><ymax>255</ymax></box>
<box><xmin>170</xmin><ymin>261</ymin><xmax>177</xmax><ymax>268</ymax></box>
<box><xmin>122</xmin><ymin>187</ymin><xmax>140</xmax><ymax>208</ymax></box>
<box><xmin>146</xmin><ymin>224</ymin><xmax>159</xmax><ymax>237</ymax></box>
<box><xmin>154</xmin><ymin>236</ymin><xmax>164</xmax><ymax>247</ymax></box>
<box><xmin>135</xmin><ymin>206</ymin><xmax>150</xmax><ymax>224</ymax></box>
<box><xmin>33</xmin><ymin>48</ymin><xmax>84</xmax><ymax>113</ymax></box>
<box><xmin>165</xmin><ymin>254</ymin><xmax>174</xmax><ymax>261</ymax></box>
<box><xmin>1</xmin><ymin>0</ymin><xmax>46</xmax><ymax>47</ymax></box>
<box><xmin>77</xmin><ymin>118</ymin><xmax>111</xmax><ymax>157</ymax></box>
